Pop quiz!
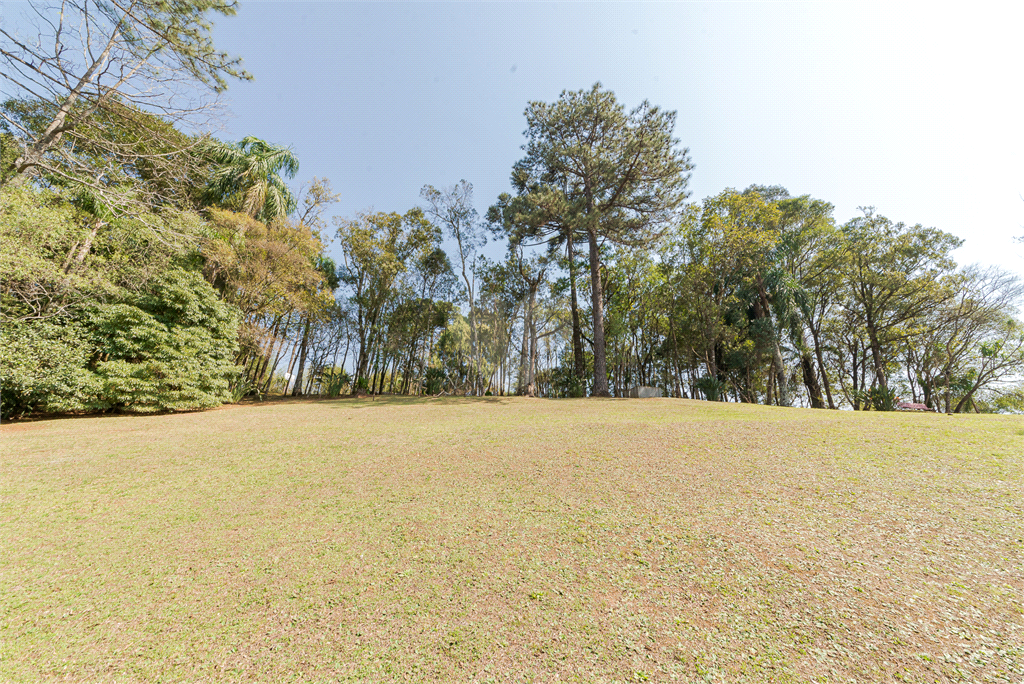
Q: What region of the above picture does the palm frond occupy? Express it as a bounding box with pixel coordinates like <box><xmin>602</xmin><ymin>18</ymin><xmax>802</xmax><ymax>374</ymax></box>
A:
<box><xmin>201</xmin><ymin>136</ymin><xmax>299</xmax><ymax>219</ymax></box>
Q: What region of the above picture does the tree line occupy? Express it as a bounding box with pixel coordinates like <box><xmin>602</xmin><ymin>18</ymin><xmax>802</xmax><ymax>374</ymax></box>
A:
<box><xmin>2</xmin><ymin>1</ymin><xmax>1022</xmax><ymax>417</ymax></box>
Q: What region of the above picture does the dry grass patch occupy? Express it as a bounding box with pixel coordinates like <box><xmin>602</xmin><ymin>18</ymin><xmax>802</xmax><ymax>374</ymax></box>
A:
<box><xmin>2</xmin><ymin>397</ymin><xmax>1022</xmax><ymax>683</ymax></box>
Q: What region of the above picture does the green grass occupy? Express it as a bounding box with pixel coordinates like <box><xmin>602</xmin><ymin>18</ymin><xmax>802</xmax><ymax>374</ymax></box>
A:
<box><xmin>2</xmin><ymin>397</ymin><xmax>1022</xmax><ymax>683</ymax></box>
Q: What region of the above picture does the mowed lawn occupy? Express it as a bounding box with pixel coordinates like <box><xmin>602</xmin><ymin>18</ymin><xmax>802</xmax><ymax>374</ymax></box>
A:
<box><xmin>2</xmin><ymin>398</ymin><xmax>1023</xmax><ymax>683</ymax></box>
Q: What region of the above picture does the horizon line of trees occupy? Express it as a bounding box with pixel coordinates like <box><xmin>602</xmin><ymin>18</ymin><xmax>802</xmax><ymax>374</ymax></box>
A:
<box><xmin>2</xmin><ymin>1</ymin><xmax>1022</xmax><ymax>417</ymax></box>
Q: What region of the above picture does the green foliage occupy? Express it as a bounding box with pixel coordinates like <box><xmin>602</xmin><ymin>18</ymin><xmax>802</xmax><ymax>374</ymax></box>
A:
<box><xmin>424</xmin><ymin>367</ymin><xmax>447</xmax><ymax>396</ymax></box>
<box><xmin>852</xmin><ymin>386</ymin><xmax>899</xmax><ymax>412</ymax></box>
<box><xmin>1</xmin><ymin>247</ymin><xmax>241</xmax><ymax>417</ymax></box>
<box><xmin>0</xmin><ymin>320</ymin><xmax>100</xmax><ymax>419</ymax></box>
<box><xmin>514</xmin><ymin>83</ymin><xmax>693</xmax><ymax>247</ymax></box>
<box><xmin>321</xmin><ymin>367</ymin><xmax>351</xmax><ymax>398</ymax></box>
<box><xmin>2</xmin><ymin>180</ymin><xmax>244</xmax><ymax>416</ymax></box>
<box><xmin>88</xmin><ymin>269</ymin><xmax>239</xmax><ymax>412</ymax></box>
<box><xmin>549</xmin><ymin>363</ymin><xmax>587</xmax><ymax>398</ymax></box>
<box><xmin>695</xmin><ymin>376</ymin><xmax>727</xmax><ymax>402</ymax></box>
<box><xmin>501</xmin><ymin>82</ymin><xmax>693</xmax><ymax>397</ymax></box>
<box><xmin>335</xmin><ymin>207</ymin><xmax>452</xmax><ymax>393</ymax></box>
<box><xmin>202</xmin><ymin>209</ymin><xmax>329</xmax><ymax>320</ymax></box>
<box><xmin>1</xmin><ymin>132</ymin><xmax>17</xmax><ymax>184</ymax></box>
<box><xmin>227</xmin><ymin>378</ymin><xmax>261</xmax><ymax>403</ymax></box>
<box><xmin>990</xmin><ymin>387</ymin><xmax>1024</xmax><ymax>414</ymax></box>
<box><xmin>3</xmin><ymin>97</ymin><xmax>215</xmax><ymax>213</ymax></box>
<box><xmin>837</xmin><ymin>209</ymin><xmax>962</xmax><ymax>391</ymax></box>
<box><xmin>201</xmin><ymin>137</ymin><xmax>300</xmax><ymax>220</ymax></box>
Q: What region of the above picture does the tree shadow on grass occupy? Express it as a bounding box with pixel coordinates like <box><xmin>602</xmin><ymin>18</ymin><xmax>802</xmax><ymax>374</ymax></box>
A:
<box><xmin>326</xmin><ymin>394</ymin><xmax>516</xmax><ymax>410</ymax></box>
<box><xmin>1</xmin><ymin>394</ymin><xmax>526</xmax><ymax>427</ymax></box>
<box><xmin>1</xmin><ymin>395</ymin><xmax>341</xmax><ymax>427</ymax></box>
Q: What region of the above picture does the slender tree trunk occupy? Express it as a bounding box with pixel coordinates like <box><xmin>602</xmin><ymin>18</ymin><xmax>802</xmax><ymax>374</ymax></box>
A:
<box><xmin>460</xmin><ymin>263</ymin><xmax>478</xmax><ymax>396</ymax></box>
<box><xmin>375</xmin><ymin>350</ymin><xmax>388</xmax><ymax>395</ymax></box>
<box><xmin>258</xmin><ymin>316</ymin><xmax>288</xmax><ymax>392</ymax></box>
<box><xmin>352</xmin><ymin>343</ymin><xmax>367</xmax><ymax>395</ymax></box>
<box><xmin>586</xmin><ymin>228</ymin><xmax>610</xmax><ymax>397</ymax></box>
<box><xmin>945</xmin><ymin>369</ymin><xmax>953</xmax><ymax>414</ymax></box>
<box><xmin>754</xmin><ymin>279</ymin><xmax>788</xmax><ymax>406</ymax></box>
<box><xmin>388</xmin><ymin>355</ymin><xmax>400</xmax><ymax>394</ymax></box>
<box><xmin>770</xmin><ymin>343</ymin><xmax>786</xmax><ymax>405</ymax></box>
<box><xmin>861</xmin><ymin>345</ymin><xmax>870</xmax><ymax>394</ymax></box>
<box><xmin>266</xmin><ymin>316</ymin><xmax>295</xmax><ymax>391</ymax></box>
<box><xmin>800</xmin><ymin>350</ymin><xmax>825</xmax><ymax>408</ymax></box>
<box><xmin>379</xmin><ymin>352</ymin><xmax>390</xmax><ymax>395</ymax></box>
<box><xmin>369</xmin><ymin>346</ymin><xmax>380</xmax><ymax>395</ymax></box>
<box><xmin>809</xmin><ymin>325</ymin><xmax>835</xmax><ymax>409</ymax></box>
<box><xmin>567</xmin><ymin>231</ymin><xmax>586</xmax><ymax>383</ymax></box>
<box><xmin>292</xmin><ymin>319</ymin><xmax>311</xmax><ymax>396</ymax></box>
<box><xmin>340</xmin><ymin>329</ymin><xmax>351</xmax><ymax>376</ymax></box>
<box><xmin>257</xmin><ymin>353</ymin><xmax>274</xmax><ymax>394</ymax></box>
<box><xmin>353</xmin><ymin>315</ymin><xmax>374</xmax><ymax>394</ymax></box>
<box><xmin>847</xmin><ymin>337</ymin><xmax>856</xmax><ymax>409</ymax></box>
<box><xmin>305</xmin><ymin>363</ymin><xmax>318</xmax><ymax>395</ymax></box>
<box><xmin>906</xmin><ymin>361</ymin><xmax>919</xmax><ymax>404</ymax></box>
<box><xmin>865</xmin><ymin>317</ymin><xmax>887</xmax><ymax>390</ymax></box>
<box><xmin>670</xmin><ymin>324</ymin><xmax>683</xmax><ymax>398</ymax></box>
<box><xmin>517</xmin><ymin>297</ymin><xmax>531</xmax><ymax>395</ymax></box>
<box><xmin>403</xmin><ymin>339</ymin><xmax>418</xmax><ymax>394</ymax></box>
<box><xmin>284</xmin><ymin>329</ymin><xmax>303</xmax><ymax>391</ymax></box>
<box><xmin>528</xmin><ymin>301</ymin><xmax>538</xmax><ymax>397</ymax></box>
<box><xmin>64</xmin><ymin>220</ymin><xmax>105</xmax><ymax>273</ymax></box>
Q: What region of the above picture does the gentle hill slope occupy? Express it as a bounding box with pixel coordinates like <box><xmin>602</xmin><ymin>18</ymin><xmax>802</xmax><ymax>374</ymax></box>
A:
<box><xmin>3</xmin><ymin>398</ymin><xmax>1022</xmax><ymax>682</ymax></box>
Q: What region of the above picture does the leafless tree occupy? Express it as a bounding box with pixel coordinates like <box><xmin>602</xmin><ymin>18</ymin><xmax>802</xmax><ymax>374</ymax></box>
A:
<box><xmin>1</xmin><ymin>0</ymin><xmax>250</xmax><ymax>217</ymax></box>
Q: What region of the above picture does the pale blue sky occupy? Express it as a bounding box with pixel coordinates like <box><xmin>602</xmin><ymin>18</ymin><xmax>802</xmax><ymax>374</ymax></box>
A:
<box><xmin>9</xmin><ymin>1</ymin><xmax>1024</xmax><ymax>271</ymax></box>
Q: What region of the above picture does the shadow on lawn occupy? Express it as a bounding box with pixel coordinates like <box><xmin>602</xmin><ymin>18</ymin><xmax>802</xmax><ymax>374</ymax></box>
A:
<box><xmin>0</xmin><ymin>394</ymin><xmax>523</xmax><ymax>427</ymax></box>
<box><xmin>327</xmin><ymin>394</ymin><xmax>515</xmax><ymax>409</ymax></box>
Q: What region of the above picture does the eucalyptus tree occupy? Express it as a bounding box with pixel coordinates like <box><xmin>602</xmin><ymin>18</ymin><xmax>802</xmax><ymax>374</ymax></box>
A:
<box><xmin>510</xmin><ymin>83</ymin><xmax>693</xmax><ymax>396</ymax></box>
<box><xmin>278</xmin><ymin>178</ymin><xmax>340</xmax><ymax>395</ymax></box>
<box><xmin>1</xmin><ymin>0</ymin><xmax>249</xmax><ymax>196</ymax></box>
<box><xmin>476</xmin><ymin>255</ymin><xmax>527</xmax><ymax>395</ymax></box>
<box><xmin>510</xmin><ymin>245</ymin><xmax>553</xmax><ymax>397</ymax></box>
<box><xmin>421</xmin><ymin>181</ymin><xmax>487</xmax><ymax>392</ymax></box>
<box><xmin>603</xmin><ymin>247</ymin><xmax>669</xmax><ymax>395</ymax></box>
<box><xmin>290</xmin><ymin>256</ymin><xmax>340</xmax><ymax>396</ymax></box>
<box><xmin>334</xmin><ymin>208</ymin><xmax>440</xmax><ymax>392</ymax></box>
<box><xmin>365</xmin><ymin>246</ymin><xmax>458</xmax><ymax>395</ymax></box>
<box><xmin>392</xmin><ymin>245</ymin><xmax>458</xmax><ymax>393</ymax></box>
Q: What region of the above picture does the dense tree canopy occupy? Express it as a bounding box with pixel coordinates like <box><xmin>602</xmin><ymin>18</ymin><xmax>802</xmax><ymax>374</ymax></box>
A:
<box><xmin>496</xmin><ymin>83</ymin><xmax>693</xmax><ymax>396</ymax></box>
<box><xmin>2</xmin><ymin>56</ymin><xmax>1021</xmax><ymax>418</ymax></box>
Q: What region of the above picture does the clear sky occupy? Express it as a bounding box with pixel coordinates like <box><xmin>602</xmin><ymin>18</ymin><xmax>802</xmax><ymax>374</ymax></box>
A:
<box><xmin>9</xmin><ymin>1</ymin><xmax>1024</xmax><ymax>272</ymax></box>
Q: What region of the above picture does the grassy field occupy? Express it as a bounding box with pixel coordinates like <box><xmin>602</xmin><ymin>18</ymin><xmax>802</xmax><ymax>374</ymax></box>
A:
<box><xmin>2</xmin><ymin>397</ymin><xmax>1023</xmax><ymax>683</ymax></box>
